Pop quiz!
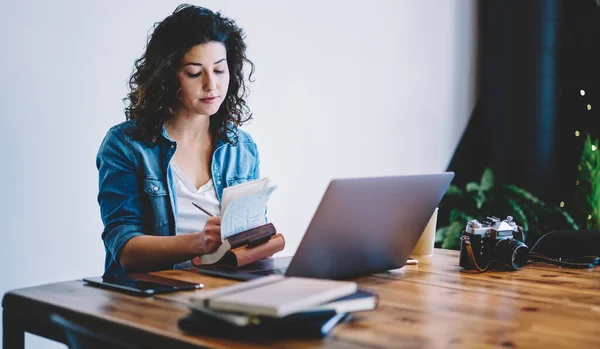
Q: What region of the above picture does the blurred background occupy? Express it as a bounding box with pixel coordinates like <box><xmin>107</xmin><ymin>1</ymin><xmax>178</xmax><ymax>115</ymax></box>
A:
<box><xmin>437</xmin><ymin>0</ymin><xmax>600</xmax><ymax>250</ymax></box>
<box><xmin>0</xmin><ymin>1</ymin><xmax>598</xmax><ymax>347</ymax></box>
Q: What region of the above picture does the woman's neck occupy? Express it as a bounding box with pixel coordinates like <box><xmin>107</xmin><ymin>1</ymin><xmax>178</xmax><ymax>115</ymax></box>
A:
<box><xmin>166</xmin><ymin>109</ymin><xmax>211</xmax><ymax>144</ymax></box>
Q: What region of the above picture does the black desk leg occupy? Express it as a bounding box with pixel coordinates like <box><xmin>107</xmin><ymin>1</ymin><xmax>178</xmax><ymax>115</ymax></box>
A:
<box><xmin>4</xmin><ymin>309</ymin><xmax>25</xmax><ymax>349</ymax></box>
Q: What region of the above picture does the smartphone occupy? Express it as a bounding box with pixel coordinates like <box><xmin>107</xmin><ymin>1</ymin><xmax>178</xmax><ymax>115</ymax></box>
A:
<box><xmin>82</xmin><ymin>274</ymin><xmax>203</xmax><ymax>296</ymax></box>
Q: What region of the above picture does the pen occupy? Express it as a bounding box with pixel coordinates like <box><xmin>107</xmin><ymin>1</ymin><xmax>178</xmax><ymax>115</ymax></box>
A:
<box><xmin>192</xmin><ymin>202</ymin><xmax>215</xmax><ymax>217</ymax></box>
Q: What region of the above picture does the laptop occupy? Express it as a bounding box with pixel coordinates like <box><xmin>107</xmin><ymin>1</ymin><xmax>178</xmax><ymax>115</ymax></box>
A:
<box><xmin>197</xmin><ymin>172</ymin><xmax>454</xmax><ymax>281</ymax></box>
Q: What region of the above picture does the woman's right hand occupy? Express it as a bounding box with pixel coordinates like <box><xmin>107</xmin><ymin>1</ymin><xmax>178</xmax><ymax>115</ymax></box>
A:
<box><xmin>201</xmin><ymin>216</ymin><xmax>222</xmax><ymax>254</ymax></box>
<box><xmin>192</xmin><ymin>216</ymin><xmax>222</xmax><ymax>267</ymax></box>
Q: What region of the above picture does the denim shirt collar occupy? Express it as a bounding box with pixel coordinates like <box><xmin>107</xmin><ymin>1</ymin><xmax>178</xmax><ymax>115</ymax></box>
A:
<box><xmin>159</xmin><ymin>124</ymin><xmax>232</xmax><ymax>149</ymax></box>
<box><xmin>160</xmin><ymin>125</ymin><xmax>175</xmax><ymax>143</ymax></box>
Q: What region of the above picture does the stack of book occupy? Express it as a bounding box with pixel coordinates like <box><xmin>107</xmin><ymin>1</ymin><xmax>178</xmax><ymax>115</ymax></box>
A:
<box><xmin>178</xmin><ymin>275</ymin><xmax>378</xmax><ymax>339</ymax></box>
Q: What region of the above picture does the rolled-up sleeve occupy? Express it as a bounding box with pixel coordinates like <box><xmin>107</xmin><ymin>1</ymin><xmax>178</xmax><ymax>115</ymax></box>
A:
<box><xmin>96</xmin><ymin>129</ymin><xmax>144</xmax><ymax>266</ymax></box>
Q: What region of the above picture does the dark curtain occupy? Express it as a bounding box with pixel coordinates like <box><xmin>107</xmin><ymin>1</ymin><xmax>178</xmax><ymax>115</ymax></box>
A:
<box><xmin>448</xmin><ymin>0</ymin><xmax>600</xmax><ymax>207</ymax></box>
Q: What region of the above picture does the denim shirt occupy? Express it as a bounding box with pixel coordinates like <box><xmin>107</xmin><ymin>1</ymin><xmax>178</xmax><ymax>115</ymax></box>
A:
<box><xmin>96</xmin><ymin>120</ymin><xmax>260</xmax><ymax>277</ymax></box>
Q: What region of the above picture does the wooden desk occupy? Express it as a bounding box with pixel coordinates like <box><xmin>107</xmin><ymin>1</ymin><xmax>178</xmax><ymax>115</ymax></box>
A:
<box><xmin>3</xmin><ymin>249</ymin><xmax>600</xmax><ymax>348</ymax></box>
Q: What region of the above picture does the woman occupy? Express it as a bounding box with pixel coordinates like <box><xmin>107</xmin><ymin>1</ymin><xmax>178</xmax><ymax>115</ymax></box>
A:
<box><xmin>97</xmin><ymin>4</ymin><xmax>259</xmax><ymax>277</ymax></box>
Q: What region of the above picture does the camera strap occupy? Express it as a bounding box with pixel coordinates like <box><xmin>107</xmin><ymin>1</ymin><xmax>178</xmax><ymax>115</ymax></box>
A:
<box><xmin>528</xmin><ymin>252</ymin><xmax>599</xmax><ymax>269</ymax></box>
<box><xmin>528</xmin><ymin>231</ymin><xmax>600</xmax><ymax>269</ymax></box>
<box><xmin>461</xmin><ymin>235</ymin><xmax>491</xmax><ymax>272</ymax></box>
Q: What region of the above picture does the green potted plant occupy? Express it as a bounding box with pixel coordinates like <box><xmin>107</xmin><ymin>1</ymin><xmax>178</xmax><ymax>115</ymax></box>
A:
<box><xmin>435</xmin><ymin>168</ymin><xmax>579</xmax><ymax>250</ymax></box>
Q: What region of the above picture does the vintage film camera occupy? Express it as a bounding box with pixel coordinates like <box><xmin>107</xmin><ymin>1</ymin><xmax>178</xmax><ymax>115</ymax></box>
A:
<box><xmin>459</xmin><ymin>216</ymin><xmax>530</xmax><ymax>271</ymax></box>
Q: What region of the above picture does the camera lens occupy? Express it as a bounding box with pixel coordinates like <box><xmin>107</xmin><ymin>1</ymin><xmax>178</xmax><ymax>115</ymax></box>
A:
<box><xmin>494</xmin><ymin>238</ymin><xmax>530</xmax><ymax>270</ymax></box>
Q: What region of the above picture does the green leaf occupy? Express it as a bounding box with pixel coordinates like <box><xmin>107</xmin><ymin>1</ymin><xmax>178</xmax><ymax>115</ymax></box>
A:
<box><xmin>571</xmin><ymin>134</ymin><xmax>600</xmax><ymax>230</ymax></box>
<box><xmin>507</xmin><ymin>198</ymin><xmax>529</xmax><ymax>232</ymax></box>
<box><xmin>435</xmin><ymin>226</ymin><xmax>448</xmax><ymax>244</ymax></box>
<box><xmin>475</xmin><ymin>192</ymin><xmax>487</xmax><ymax>210</ymax></box>
<box><xmin>466</xmin><ymin>182</ymin><xmax>479</xmax><ymax>193</ymax></box>
<box><xmin>445</xmin><ymin>184</ymin><xmax>464</xmax><ymax>196</ymax></box>
<box><xmin>441</xmin><ymin>221</ymin><xmax>463</xmax><ymax>250</ymax></box>
<box><xmin>449</xmin><ymin>209</ymin><xmax>470</xmax><ymax>223</ymax></box>
<box><xmin>553</xmin><ymin>207</ymin><xmax>580</xmax><ymax>230</ymax></box>
<box><xmin>501</xmin><ymin>185</ymin><xmax>545</xmax><ymax>207</ymax></box>
<box><xmin>480</xmin><ymin>168</ymin><xmax>495</xmax><ymax>192</ymax></box>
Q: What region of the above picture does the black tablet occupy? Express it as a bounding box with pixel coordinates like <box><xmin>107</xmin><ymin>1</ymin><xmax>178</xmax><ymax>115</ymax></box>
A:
<box><xmin>83</xmin><ymin>275</ymin><xmax>203</xmax><ymax>296</ymax></box>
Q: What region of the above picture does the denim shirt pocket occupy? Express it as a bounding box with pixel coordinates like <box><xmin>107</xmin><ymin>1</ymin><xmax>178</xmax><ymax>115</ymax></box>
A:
<box><xmin>143</xmin><ymin>177</ymin><xmax>170</xmax><ymax>231</ymax></box>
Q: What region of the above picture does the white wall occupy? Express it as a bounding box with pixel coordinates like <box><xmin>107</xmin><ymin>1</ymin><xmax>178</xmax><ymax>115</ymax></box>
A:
<box><xmin>0</xmin><ymin>0</ymin><xmax>477</xmax><ymax>347</ymax></box>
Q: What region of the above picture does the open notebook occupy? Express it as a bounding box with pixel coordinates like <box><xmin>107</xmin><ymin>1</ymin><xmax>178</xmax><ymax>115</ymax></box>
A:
<box><xmin>197</xmin><ymin>177</ymin><xmax>283</xmax><ymax>266</ymax></box>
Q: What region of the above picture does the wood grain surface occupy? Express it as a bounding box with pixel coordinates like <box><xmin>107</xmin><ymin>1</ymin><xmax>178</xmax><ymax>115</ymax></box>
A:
<box><xmin>3</xmin><ymin>249</ymin><xmax>600</xmax><ymax>348</ymax></box>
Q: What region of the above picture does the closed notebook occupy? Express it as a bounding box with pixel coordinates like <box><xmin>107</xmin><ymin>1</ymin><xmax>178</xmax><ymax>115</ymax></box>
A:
<box><xmin>192</xmin><ymin>275</ymin><xmax>357</xmax><ymax>318</ymax></box>
<box><xmin>191</xmin><ymin>289</ymin><xmax>377</xmax><ymax>327</ymax></box>
<box><xmin>178</xmin><ymin>308</ymin><xmax>349</xmax><ymax>339</ymax></box>
<box><xmin>304</xmin><ymin>289</ymin><xmax>378</xmax><ymax>314</ymax></box>
<box><xmin>195</xmin><ymin>223</ymin><xmax>285</xmax><ymax>267</ymax></box>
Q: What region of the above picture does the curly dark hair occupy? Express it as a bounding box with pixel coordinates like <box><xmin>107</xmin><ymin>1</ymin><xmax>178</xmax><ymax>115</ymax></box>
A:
<box><xmin>124</xmin><ymin>4</ymin><xmax>255</xmax><ymax>145</ymax></box>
